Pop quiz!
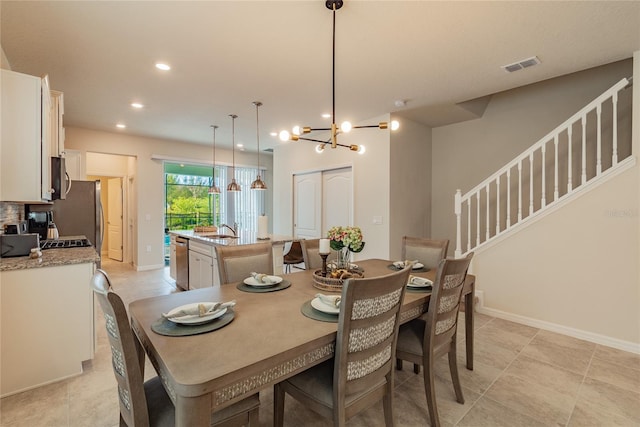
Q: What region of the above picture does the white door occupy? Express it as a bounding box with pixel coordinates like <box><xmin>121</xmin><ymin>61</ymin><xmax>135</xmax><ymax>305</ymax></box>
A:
<box><xmin>107</xmin><ymin>177</ymin><xmax>123</xmax><ymax>261</ymax></box>
<box><xmin>322</xmin><ymin>168</ymin><xmax>352</xmax><ymax>233</ymax></box>
<box><xmin>293</xmin><ymin>172</ymin><xmax>322</xmax><ymax>239</ymax></box>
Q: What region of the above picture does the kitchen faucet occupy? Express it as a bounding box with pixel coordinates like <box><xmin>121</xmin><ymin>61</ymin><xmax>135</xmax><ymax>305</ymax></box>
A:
<box><xmin>219</xmin><ymin>223</ymin><xmax>237</xmax><ymax>236</ymax></box>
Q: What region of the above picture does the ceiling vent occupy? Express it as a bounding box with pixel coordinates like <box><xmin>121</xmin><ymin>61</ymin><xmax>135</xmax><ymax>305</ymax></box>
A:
<box><xmin>501</xmin><ymin>56</ymin><xmax>540</xmax><ymax>73</ymax></box>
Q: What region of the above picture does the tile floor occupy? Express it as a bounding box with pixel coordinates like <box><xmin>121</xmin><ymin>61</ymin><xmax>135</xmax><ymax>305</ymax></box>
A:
<box><xmin>1</xmin><ymin>259</ymin><xmax>639</xmax><ymax>426</ymax></box>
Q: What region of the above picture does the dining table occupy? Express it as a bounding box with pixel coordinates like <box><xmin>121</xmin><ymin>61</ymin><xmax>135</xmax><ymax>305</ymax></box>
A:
<box><xmin>129</xmin><ymin>258</ymin><xmax>476</xmax><ymax>427</ymax></box>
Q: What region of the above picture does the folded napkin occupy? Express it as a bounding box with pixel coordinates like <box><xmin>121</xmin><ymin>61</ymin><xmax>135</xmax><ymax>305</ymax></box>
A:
<box><xmin>162</xmin><ymin>300</ymin><xmax>236</xmax><ymax>319</ymax></box>
<box><xmin>394</xmin><ymin>260</ymin><xmax>418</xmax><ymax>269</ymax></box>
<box><xmin>251</xmin><ymin>272</ymin><xmax>277</xmax><ymax>284</ymax></box>
<box><xmin>315</xmin><ymin>293</ymin><xmax>341</xmax><ymax>308</ymax></box>
<box><xmin>408</xmin><ymin>275</ymin><xmax>433</xmax><ymax>287</ymax></box>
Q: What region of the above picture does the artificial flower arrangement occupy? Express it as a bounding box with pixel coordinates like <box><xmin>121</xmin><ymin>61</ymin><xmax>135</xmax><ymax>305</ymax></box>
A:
<box><xmin>327</xmin><ymin>226</ymin><xmax>365</xmax><ymax>253</ymax></box>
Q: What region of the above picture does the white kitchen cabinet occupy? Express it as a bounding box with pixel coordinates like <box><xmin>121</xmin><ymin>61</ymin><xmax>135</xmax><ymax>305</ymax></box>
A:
<box><xmin>272</xmin><ymin>243</ymin><xmax>284</xmax><ymax>275</ymax></box>
<box><xmin>64</xmin><ymin>149</ymin><xmax>85</xmax><ymax>180</ymax></box>
<box><xmin>0</xmin><ymin>69</ymin><xmax>52</xmax><ymax>202</ymax></box>
<box><xmin>188</xmin><ymin>240</ymin><xmax>218</xmax><ymax>289</ymax></box>
<box><xmin>49</xmin><ymin>90</ymin><xmax>65</xmax><ymax>157</ymax></box>
<box><xmin>0</xmin><ymin>262</ymin><xmax>95</xmax><ymax>397</ymax></box>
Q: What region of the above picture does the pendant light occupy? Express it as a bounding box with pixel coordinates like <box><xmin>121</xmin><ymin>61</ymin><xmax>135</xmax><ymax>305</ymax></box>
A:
<box><xmin>208</xmin><ymin>125</ymin><xmax>221</xmax><ymax>194</ymax></box>
<box><xmin>227</xmin><ymin>114</ymin><xmax>241</xmax><ymax>192</ymax></box>
<box><xmin>250</xmin><ymin>101</ymin><xmax>267</xmax><ymax>190</ymax></box>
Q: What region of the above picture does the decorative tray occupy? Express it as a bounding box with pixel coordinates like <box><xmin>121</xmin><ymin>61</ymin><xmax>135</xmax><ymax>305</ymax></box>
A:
<box><xmin>311</xmin><ymin>269</ymin><xmax>364</xmax><ymax>292</ymax></box>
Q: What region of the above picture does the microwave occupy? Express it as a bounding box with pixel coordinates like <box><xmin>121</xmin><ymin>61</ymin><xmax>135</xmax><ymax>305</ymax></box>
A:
<box><xmin>51</xmin><ymin>156</ymin><xmax>68</xmax><ymax>200</ymax></box>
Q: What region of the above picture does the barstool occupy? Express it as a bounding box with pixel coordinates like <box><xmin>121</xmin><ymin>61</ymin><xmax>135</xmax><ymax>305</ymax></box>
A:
<box><xmin>283</xmin><ymin>241</ymin><xmax>304</xmax><ymax>273</ymax></box>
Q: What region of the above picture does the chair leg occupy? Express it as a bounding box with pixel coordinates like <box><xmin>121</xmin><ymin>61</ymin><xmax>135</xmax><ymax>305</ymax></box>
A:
<box><xmin>396</xmin><ymin>358</ymin><xmax>403</xmax><ymax>370</ymax></box>
<box><xmin>273</xmin><ymin>384</ymin><xmax>285</xmax><ymax>427</ymax></box>
<box><xmin>423</xmin><ymin>357</ymin><xmax>440</xmax><ymax>427</ymax></box>
<box><xmin>448</xmin><ymin>344</ymin><xmax>465</xmax><ymax>404</ymax></box>
<box><xmin>383</xmin><ymin>373</ymin><xmax>395</xmax><ymax>427</ymax></box>
<box><xmin>413</xmin><ymin>363</ymin><xmax>421</xmax><ymax>374</ymax></box>
<box><xmin>248</xmin><ymin>405</ymin><xmax>260</xmax><ymax>426</ymax></box>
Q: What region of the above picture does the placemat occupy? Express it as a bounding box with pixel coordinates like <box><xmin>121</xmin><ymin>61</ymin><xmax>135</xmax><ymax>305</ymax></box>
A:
<box><xmin>236</xmin><ymin>279</ymin><xmax>291</xmax><ymax>293</ymax></box>
<box><xmin>300</xmin><ymin>300</ymin><xmax>339</xmax><ymax>323</ymax></box>
<box><xmin>387</xmin><ymin>264</ymin><xmax>429</xmax><ymax>273</ymax></box>
<box><xmin>406</xmin><ymin>286</ymin><xmax>432</xmax><ymax>293</ymax></box>
<box><xmin>151</xmin><ymin>310</ymin><xmax>235</xmax><ymax>336</ymax></box>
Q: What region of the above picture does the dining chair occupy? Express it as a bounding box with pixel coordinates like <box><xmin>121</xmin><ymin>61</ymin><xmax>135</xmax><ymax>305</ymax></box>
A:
<box><xmin>300</xmin><ymin>238</ymin><xmax>338</xmax><ymax>271</ymax></box>
<box><xmin>215</xmin><ymin>242</ymin><xmax>273</xmax><ymax>285</ymax></box>
<box><xmin>91</xmin><ymin>269</ymin><xmax>260</xmax><ymax>427</ymax></box>
<box><xmin>395</xmin><ymin>253</ymin><xmax>474</xmax><ymax>427</ymax></box>
<box><xmin>401</xmin><ymin>236</ymin><xmax>449</xmax><ymax>270</ymax></box>
<box><xmin>273</xmin><ymin>266</ymin><xmax>412</xmax><ymax>427</ymax></box>
<box><xmin>283</xmin><ymin>240</ymin><xmax>304</xmax><ymax>273</ymax></box>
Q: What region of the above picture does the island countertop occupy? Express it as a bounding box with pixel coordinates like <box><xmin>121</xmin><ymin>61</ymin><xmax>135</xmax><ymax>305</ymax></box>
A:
<box><xmin>169</xmin><ymin>230</ymin><xmax>295</xmax><ymax>246</ymax></box>
<box><xmin>0</xmin><ymin>235</ymin><xmax>100</xmax><ymax>272</ymax></box>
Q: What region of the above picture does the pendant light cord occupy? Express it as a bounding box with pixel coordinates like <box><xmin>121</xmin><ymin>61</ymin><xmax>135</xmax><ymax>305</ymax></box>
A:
<box><xmin>332</xmin><ymin>3</ymin><xmax>336</xmax><ymax>129</ymax></box>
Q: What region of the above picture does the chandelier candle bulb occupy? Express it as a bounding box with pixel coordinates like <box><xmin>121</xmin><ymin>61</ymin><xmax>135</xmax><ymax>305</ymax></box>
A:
<box><xmin>319</xmin><ymin>238</ymin><xmax>331</xmax><ymax>255</ymax></box>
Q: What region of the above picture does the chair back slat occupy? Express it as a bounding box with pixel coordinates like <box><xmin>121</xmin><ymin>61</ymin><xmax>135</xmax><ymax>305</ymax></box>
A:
<box><xmin>334</xmin><ymin>267</ymin><xmax>411</xmax><ymax>398</ymax></box>
<box><xmin>216</xmin><ymin>242</ymin><xmax>273</xmax><ymax>285</ymax></box>
<box><xmin>91</xmin><ymin>269</ymin><xmax>150</xmax><ymax>427</ymax></box>
<box><xmin>401</xmin><ymin>236</ymin><xmax>449</xmax><ymax>270</ymax></box>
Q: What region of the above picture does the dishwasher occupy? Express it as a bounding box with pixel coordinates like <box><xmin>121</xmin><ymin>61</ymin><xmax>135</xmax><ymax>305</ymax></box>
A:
<box><xmin>175</xmin><ymin>236</ymin><xmax>189</xmax><ymax>291</ymax></box>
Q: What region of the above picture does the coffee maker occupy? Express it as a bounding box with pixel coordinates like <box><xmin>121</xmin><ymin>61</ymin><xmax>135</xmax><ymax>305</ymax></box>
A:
<box><xmin>27</xmin><ymin>210</ymin><xmax>52</xmax><ymax>241</ymax></box>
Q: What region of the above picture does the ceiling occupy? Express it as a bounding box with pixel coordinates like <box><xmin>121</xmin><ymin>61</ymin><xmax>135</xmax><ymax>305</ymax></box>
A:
<box><xmin>1</xmin><ymin>1</ymin><xmax>639</xmax><ymax>152</ymax></box>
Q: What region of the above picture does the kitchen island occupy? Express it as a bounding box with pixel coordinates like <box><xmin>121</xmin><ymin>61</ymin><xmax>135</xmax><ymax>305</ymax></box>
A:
<box><xmin>0</xmin><ymin>237</ymin><xmax>99</xmax><ymax>397</ymax></box>
<box><xmin>169</xmin><ymin>230</ymin><xmax>294</xmax><ymax>289</ymax></box>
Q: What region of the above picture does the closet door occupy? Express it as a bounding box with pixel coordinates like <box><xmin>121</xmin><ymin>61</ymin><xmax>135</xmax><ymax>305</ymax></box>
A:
<box><xmin>293</xmin><ymin>172</ymin><xmax>321</xmax><ymax>239</ymax></box>
<box><xmin>322</xmin><ymin>168</ymin><xmax>352</xmax><ymax>232</ymax></box>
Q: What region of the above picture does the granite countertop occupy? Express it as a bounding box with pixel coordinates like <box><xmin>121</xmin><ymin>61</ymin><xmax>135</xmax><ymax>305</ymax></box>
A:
<box><xmin>169</xmin><ymin>230</ymin><xmax>294</xmax><ymax>246</ymax></box>
<box><xmin>0</xmin><ymin>235</ymin><xmax>100</xmax><ymax>272</ymax></box>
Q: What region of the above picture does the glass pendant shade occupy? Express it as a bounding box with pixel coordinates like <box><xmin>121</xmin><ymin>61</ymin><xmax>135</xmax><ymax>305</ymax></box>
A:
<box><xmin>227</xmin><ymin>178</ymin><xmax>241</xmax><ymax>192</ymax></box>
<box><xmin>251</xmin><ymin>175</ymin><xmax>267</xmax><ymax>190</ymax></box>
<box><xmin>208</xmin><ymin>184</ymin><xmax>221</xmax><ymax>194</ymax></box>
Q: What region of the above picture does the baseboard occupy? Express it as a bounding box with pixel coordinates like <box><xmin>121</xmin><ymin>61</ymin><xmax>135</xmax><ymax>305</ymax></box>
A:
<box><xmin>475</xmin><ymin>293</ymin><xmax>640</xmax><ymax>355</ymax></box>
<box><xmin>135</xmin><ymin>263</ymin><xmax>166</xmax><ymax>272</ymax></box>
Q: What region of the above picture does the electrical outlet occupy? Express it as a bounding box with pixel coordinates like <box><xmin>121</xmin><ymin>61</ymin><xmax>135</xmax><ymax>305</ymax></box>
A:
<box><xmin>146</xmin><ymin>245</ymin><xmax>151</xmax><ymax>252</ymax></box>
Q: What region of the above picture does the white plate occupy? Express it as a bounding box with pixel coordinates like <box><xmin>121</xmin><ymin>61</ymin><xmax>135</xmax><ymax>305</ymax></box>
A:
<box><xmin>311</xmin><ymin>297</ymin><xmax>340</xmax><ymax>315</ymax></box>
<box><xmin>407</xmin><ymin>278</ymin><xmax>433</xmax><ymax>288</ymax></box>
<box><xmin>393</xmin><ymin>261</ymin><xmax>425</xmax><ymax>270</ymax></box>
<box><xmin>412</xmin><ymin>262</ymin><xmax>425</xmax><ymax>270</ymax></box>
<box><xmin>166</xmin><ymin>303</ymin><xmax>227</xmax><ymax>325</ymax></box>
<box><xmin>243</xmin><ymin>275</ymin><xmax>283</xmax><ymax>287</ymax></box>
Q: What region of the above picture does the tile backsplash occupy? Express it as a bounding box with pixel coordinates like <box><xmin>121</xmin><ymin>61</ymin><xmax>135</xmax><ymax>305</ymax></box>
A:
<box><xmin>0</xmin><ymin>202</ymin><xmax>25</xmax><ymax>232</ymax></box>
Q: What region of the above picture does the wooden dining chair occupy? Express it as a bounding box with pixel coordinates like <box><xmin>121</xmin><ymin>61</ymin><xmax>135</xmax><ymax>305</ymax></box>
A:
<box><xmin>215</xmin><ymin>242</ymin><xmax>273</xmax><ymax>285</ymax></box>
<box><xmin>401</xmin><ymin>236</ymin><xmax>449</xmax><ymax>270</ymax></box>
<box><xmin>395</xmin><ymin>253</ymin><xmax>474</xmax><ymax>427</ymax></box>
<box><xmin>273</xmin><ymin>266</ymin><xmax>412</xmax><ymax>427</ymax></box>
<box><xmin>283</xmin><ymin>240</ymin><xmax>304</xmax><ymax>273</ymax></box>
<box><xmin>300</xmin><ymin>238</ymin><xmax>337</xmax><ymax>271</ymax></box>
<box><xmin>91</xmin><ymin>269</ymin><xmax>260</xmax><ymax>427</ymax></box>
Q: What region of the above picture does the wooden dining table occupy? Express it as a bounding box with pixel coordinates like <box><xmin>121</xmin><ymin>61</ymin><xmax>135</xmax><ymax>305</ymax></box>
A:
<box><xmin>129</xmin><ymin>258</ymin><xmax>475</xmax><ymax>427</ymax></box>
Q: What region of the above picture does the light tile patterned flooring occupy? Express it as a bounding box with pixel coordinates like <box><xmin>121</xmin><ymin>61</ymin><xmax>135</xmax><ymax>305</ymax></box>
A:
<box><xmin>1</xmin><ymin>259</ymin><xmax>639</xmax><ymax>426</ymax></box>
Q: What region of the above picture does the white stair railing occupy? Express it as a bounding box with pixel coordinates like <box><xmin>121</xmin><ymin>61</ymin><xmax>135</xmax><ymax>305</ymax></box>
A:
<box><xmin>455</xmin><ymin>77</ymin><xmax>632</xmax><ymax>257</ymax></box>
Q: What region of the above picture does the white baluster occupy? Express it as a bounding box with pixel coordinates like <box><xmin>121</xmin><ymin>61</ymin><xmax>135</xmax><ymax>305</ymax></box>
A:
<box><xmin>506</xmin><ymin>169</ymin><xmax>511</xmax><ymax>228</ymax></box>
<box><xmin>529</xmin><ymin>153</ymin><xmax>534</xmax><ymax>215</ymax></box>
<box><xmin>454</xmin><ymin>189</ymin><xmax>462</xmax><ymax>258</ymax></box>
<box><xmin>581</xmin><ymin>115</ymin><xmax>587</xmax><ymax>184</ymax></box>
<box><xmin>554</xmin><ymin>134</ymin><xmax>559</xmax><ymax>201</ymax></box>
<box><xmin>541</xmin><ymin>144</ymin><xmax>547</xmax><ymax>208</ymax></box>
<box><xmin>485</xmin><ymin>185</ymin><xmax>490</xmax><ymax>241</ymax></box>
<box><xmin>612</xmin><ymin>92</ymin><xmax>618</xmax><ymax>165</ymax></box>
<box><xmin>476</xmin><ymin>191</ymin><xmax>481</xmax><ymax>247</ymax></box>
<box><xmin>495</xmin><ymin>177</ymin><xmax>500</xmax><ymax>234</ymax></box>
<box><xmin>596</xmin><ymin>104</ymin><xmax>602</xmax><ymax>175</ymax></box>
<box><xmin>467</xmin><ymin>199</ymin><xmax>471</xmax><ymax>253</ymax></box>
<box><xmin>567</xmin><ymin>125</ymin><xmax>573</xmax><ymax>192</ymax></box>
<box><xmin>518</xmin><ymin>161</ymin><xmax>523</xmax><ymax>221</ymax></box>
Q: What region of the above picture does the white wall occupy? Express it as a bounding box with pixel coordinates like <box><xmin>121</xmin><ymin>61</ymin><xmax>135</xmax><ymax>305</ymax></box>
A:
<box><xmin>65</xmin><ymin>126</ymin><xmax>272</xmax><ymax>270</ymax></box>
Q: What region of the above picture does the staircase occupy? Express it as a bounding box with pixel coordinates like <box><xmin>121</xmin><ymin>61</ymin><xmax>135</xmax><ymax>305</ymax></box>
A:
<box><xmin>455</xmin><ymin>77</ymin><xmax>634</xmax><ymax>257</ymax></box>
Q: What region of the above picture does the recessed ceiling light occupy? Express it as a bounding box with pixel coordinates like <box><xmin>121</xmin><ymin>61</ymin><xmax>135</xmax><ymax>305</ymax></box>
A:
<box><xmin>237</xmin><ymin>143</ymin><xmax>243</xmax><ymax>148</ymax></box>
<box><xmin>131</xmin><ymin>102</ymin><xmax>144</xmax><ymax>109</ymax></box>
<box><xmin>155</xmin><ymin>63</ymin><xmax>171</xmax><ymax>71</ymax></box>
<box><xmin>116</xmin><ymin>123</ymin><xmax>126</xmax><ymax>129</ymax></box>
<box><xmin>322</xmin><ymin>113</ymin><xmax>331</xmax><ymax>119</ymax></box>
<box><xmin>270</xmin><ymin>132</ymin><xmax>278</xmax><ymax>137</ymax></box>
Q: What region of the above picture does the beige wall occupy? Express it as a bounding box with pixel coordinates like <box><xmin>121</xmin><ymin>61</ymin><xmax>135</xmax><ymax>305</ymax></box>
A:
<box><xmin>474</xmin><ymin>166</ymin><xmax>639</xmax><ymax>346</ymax></box>
<box><xmin>65</xmin><ymin>126</ymin><xmax>272</xmax><ymax>270</ymax></box>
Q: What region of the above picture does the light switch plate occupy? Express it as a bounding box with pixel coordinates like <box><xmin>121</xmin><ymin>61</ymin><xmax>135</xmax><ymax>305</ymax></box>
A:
<box><xmin>373</xmin><ymin>216</ymin><xmax>383</xmax><ymax>225</ymax></box>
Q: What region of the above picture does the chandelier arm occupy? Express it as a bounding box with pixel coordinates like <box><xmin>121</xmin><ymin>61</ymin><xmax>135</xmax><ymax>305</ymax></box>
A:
<box><xmin>352</xmin><ymin>125</ymin><xmax>381</xmax><ymax>129</ymax></box>
<box><xmin>297</xmin><ymin>136</ymin><xmax>334</xmax><ymax>144</ymax></box>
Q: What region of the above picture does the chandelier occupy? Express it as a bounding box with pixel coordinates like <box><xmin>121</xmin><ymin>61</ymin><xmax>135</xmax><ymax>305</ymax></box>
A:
<box><xmin>279</xmin><ymin>0</ymin><xmax>399</xmax><ymax>152</ymax></box>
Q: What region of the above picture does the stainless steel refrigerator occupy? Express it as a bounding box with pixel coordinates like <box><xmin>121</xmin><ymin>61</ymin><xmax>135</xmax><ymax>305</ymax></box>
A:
<box><xmin>28</xmin><ymin>180</ymin><xmax>103</xmax><ymax>266</ymax></box>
